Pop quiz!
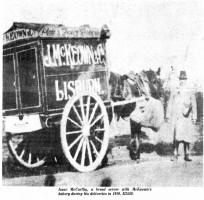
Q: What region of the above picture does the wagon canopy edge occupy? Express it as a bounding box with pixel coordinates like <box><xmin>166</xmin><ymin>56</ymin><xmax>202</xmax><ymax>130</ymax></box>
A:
<box><xmin>3</xmin><ymin>22</ymin><xmax>111</xmax><ymax>45</ymax></box>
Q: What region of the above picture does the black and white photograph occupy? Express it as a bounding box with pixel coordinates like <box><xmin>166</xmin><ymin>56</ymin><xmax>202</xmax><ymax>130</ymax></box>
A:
<box><xmin>1</xmin><ymin>0</ymin><xmax>203</xmax><ymax>198</ymax></box>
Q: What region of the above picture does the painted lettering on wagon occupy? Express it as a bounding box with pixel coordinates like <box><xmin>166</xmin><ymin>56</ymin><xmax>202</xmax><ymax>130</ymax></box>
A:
<box><xmin>55</xmin><ymin>78</ymin><xmax>101</xmax><ymax>101</ymax></box>
<box><xmin>43</xmin><ymin>43</ymin><xmax>106</xmax><ymax>67</ymax></box>
<box><xmin>3</xmin><ymin>29</ymin><xmax>38</xmax><ymax>44</ymax></box>
<box><xmin>40</xmin><ymin>27</ymin><xmax>100</xmax><ymax>38</ymax></box>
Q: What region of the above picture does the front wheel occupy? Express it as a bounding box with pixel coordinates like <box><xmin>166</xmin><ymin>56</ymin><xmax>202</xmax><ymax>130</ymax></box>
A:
<box><xmin>60</xmin><ymin>92</ymin><xmax>109</xmax><ymax>172</ymax></box>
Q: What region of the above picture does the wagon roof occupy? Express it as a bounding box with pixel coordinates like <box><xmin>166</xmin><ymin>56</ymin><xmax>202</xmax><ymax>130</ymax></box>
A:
<box><xmin>3</xmin><ymin>22</ymin><xmax>110</xmax><ymax>45</ymax></box>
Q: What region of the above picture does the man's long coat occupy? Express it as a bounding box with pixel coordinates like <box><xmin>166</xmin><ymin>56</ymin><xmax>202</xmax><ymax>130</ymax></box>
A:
<box><xmin>166</xmin><ymin>85</ymin><xmax>197</xmax><ymax>143</ymax></box>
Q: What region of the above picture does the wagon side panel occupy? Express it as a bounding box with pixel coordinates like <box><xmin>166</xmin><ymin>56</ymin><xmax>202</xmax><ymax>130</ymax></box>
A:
<box><xmin>41</xmin><ymin>39</ymin><xmax>109</xmax><ymax>114</ymax></box>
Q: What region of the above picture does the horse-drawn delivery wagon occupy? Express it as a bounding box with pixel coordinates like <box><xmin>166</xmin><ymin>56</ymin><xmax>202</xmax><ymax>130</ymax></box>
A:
<box><xmin>3</xmin><ymin>22</ymin><xmax>163</xmax><ymax>172</ymax></box>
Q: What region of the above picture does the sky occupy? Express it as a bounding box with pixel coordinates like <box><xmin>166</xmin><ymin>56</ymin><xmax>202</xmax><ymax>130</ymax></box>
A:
<box><xmin>1</xmin><ymin>0</ymin><xmax>204</xmax><ymax>83</ymax></box>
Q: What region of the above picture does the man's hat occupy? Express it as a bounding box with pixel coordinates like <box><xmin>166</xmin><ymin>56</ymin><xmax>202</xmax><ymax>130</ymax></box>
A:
<box><xmin>179</xmin><ymin>70</ymin><xmax>187</xmax><ymax>80</ymax></box>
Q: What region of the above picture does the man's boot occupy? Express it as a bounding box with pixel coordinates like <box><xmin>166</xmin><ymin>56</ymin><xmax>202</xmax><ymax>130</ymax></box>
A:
<box><xmin>184</xmin><ymin>154</ymin><xmax>192</xmax><ymax>161</ymax></box>
<box><xmin>184</xmin><ymin>142</ymin><xmax>192</xmax><ymax>161</ymax></box>
<box><xmin>171</xmin><ymin>142</ymin><xmax>179</xmax><ymax>161</ymax></box>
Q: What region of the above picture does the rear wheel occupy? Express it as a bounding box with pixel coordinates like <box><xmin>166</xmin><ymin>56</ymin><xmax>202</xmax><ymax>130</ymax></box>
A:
<box><xmin>7</xmin><ymin>130</ymin><xmax>49</xmax><ymax>168</ymax></box>
<box><xmin>60</xmin><ymin>92</ymin><xmax>109</xmax><ymax>172</ymax></box>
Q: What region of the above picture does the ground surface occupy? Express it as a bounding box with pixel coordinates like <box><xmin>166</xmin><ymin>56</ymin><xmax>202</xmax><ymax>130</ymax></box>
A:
<box><xmin>2</xmin><ymin>153</ymin><xmax>203</xmax><ymax>187</ymax></box>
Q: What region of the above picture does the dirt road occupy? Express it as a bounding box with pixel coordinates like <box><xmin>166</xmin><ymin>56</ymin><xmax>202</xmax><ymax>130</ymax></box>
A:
<box><xmin>3</xmin><ymin>151</ymin><xmax>203</xmax><ymax>187</ymax></box>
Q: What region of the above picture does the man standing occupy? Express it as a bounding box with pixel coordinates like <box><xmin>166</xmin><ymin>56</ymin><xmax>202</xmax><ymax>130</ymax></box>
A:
<box><xmin>166</xmin><ymin>70</ymin><xmax>197</xmax><ymax>161</ymax></box>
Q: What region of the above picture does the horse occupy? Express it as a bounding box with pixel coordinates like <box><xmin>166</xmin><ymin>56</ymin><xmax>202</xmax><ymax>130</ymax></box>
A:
<box><xmin>109</xmin><ymin>68</ymin><xmax>164</xmax><ymax>162</ymax></box>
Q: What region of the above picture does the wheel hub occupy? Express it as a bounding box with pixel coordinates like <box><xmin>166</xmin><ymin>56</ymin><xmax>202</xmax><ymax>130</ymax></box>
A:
<box><xmin>82</xmin><ymin>124</ymin><xmax>90</xmax><ymax>136</ymax></box>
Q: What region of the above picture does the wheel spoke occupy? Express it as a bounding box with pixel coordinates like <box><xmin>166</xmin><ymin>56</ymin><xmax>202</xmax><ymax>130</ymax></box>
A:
<box><xmin>80</xmin><ymin>96</ymin><xmax>86</xmax><ymax>122</ymax></box>
<box><xmin>74</xmin><ymin>137</ymin><xmax>84</xmax><ymax>161</ymax></box>
<box><xmin>95</xmin><ymin>136</ymin><xmax>103</xmax><ymax>144</ymax></box>
<box><xmin>73</xmin><ymin>104</ymin><xmax>83</xmax><ymax>125</ymax></box>
<box><xmin>90</xmin><ymin>113</ymin><xmax>103</xmax><ymax>127</ymax></box>
<box><xmin>66</xmin><ymin>130</ymin><xmax>82</xmax><ymax>135</ymax></box>
<box><xmin>19</xmin><ymin>149</ymin><xmax>25</xmax><ymax>159</ymax></box>
<box><xmin>28</xmin><ymin>152</ymin><xmax>32</xmax><ymax>165</ymax></box>
<box><xmin>88</xmin><ymin>103</ymin><xmax>99</xmax><ymax>124</ymax></box>
<box><xmin>90</xmin><ymin>140</ymin><xmax>99</xmax><ymax>156</ymax></box>
<box><xmin>86</xmin><ymin>96</ymin><xmax>91</xmax><ymax>121</ymax></box>
<box><xmin>81</xmin><ymin>138</ymin><xmax>86</xmax><ymax>166</ymax></box>
<box><xmin>68</xmin><ymin>134</ymin><xmax>83</xmax><ymax>150</ymax></box>
<box><xmin>67</xmin><ymin>117</ymin><xmax>82</xmax><ymax>128</ymax></box>
<box><xmin>86</xmin><ymin>138</ymin><xmax>93</xmax><ymax>164</ymax></box>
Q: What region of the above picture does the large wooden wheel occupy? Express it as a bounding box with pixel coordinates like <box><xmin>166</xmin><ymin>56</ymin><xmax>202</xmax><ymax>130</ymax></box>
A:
<box><xmin>60</xmin><ymin>92</ymin><xmax>109</xmax><ymax>172</ymax></box>
<box><xmin>7</xmin><ymin>130</ymin><xmax>49</xmax><ymax>168</ymax></box>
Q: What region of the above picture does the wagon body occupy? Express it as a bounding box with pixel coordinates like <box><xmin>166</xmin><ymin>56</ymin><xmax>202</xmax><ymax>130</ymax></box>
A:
<box><xmin>3</xmin><ymin>22</ymin><xmax>112</xmax><ymax>172</ymax></box>
<box><xmin>3</xmin><ymin>22</ymin><xmax>110</xmax><ymax>133</ymax></box>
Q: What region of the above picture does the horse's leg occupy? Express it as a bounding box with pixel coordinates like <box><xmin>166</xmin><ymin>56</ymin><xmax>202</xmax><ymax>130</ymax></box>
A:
<box><xmin>171</xmin><ymin>140</ymin><xmax>179</xmax><ymax>161</ymax></box>
<box><xmin>129</xmin><ymin>118</ymin><xmax>141</xmax><ymax>162</ymax></box>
